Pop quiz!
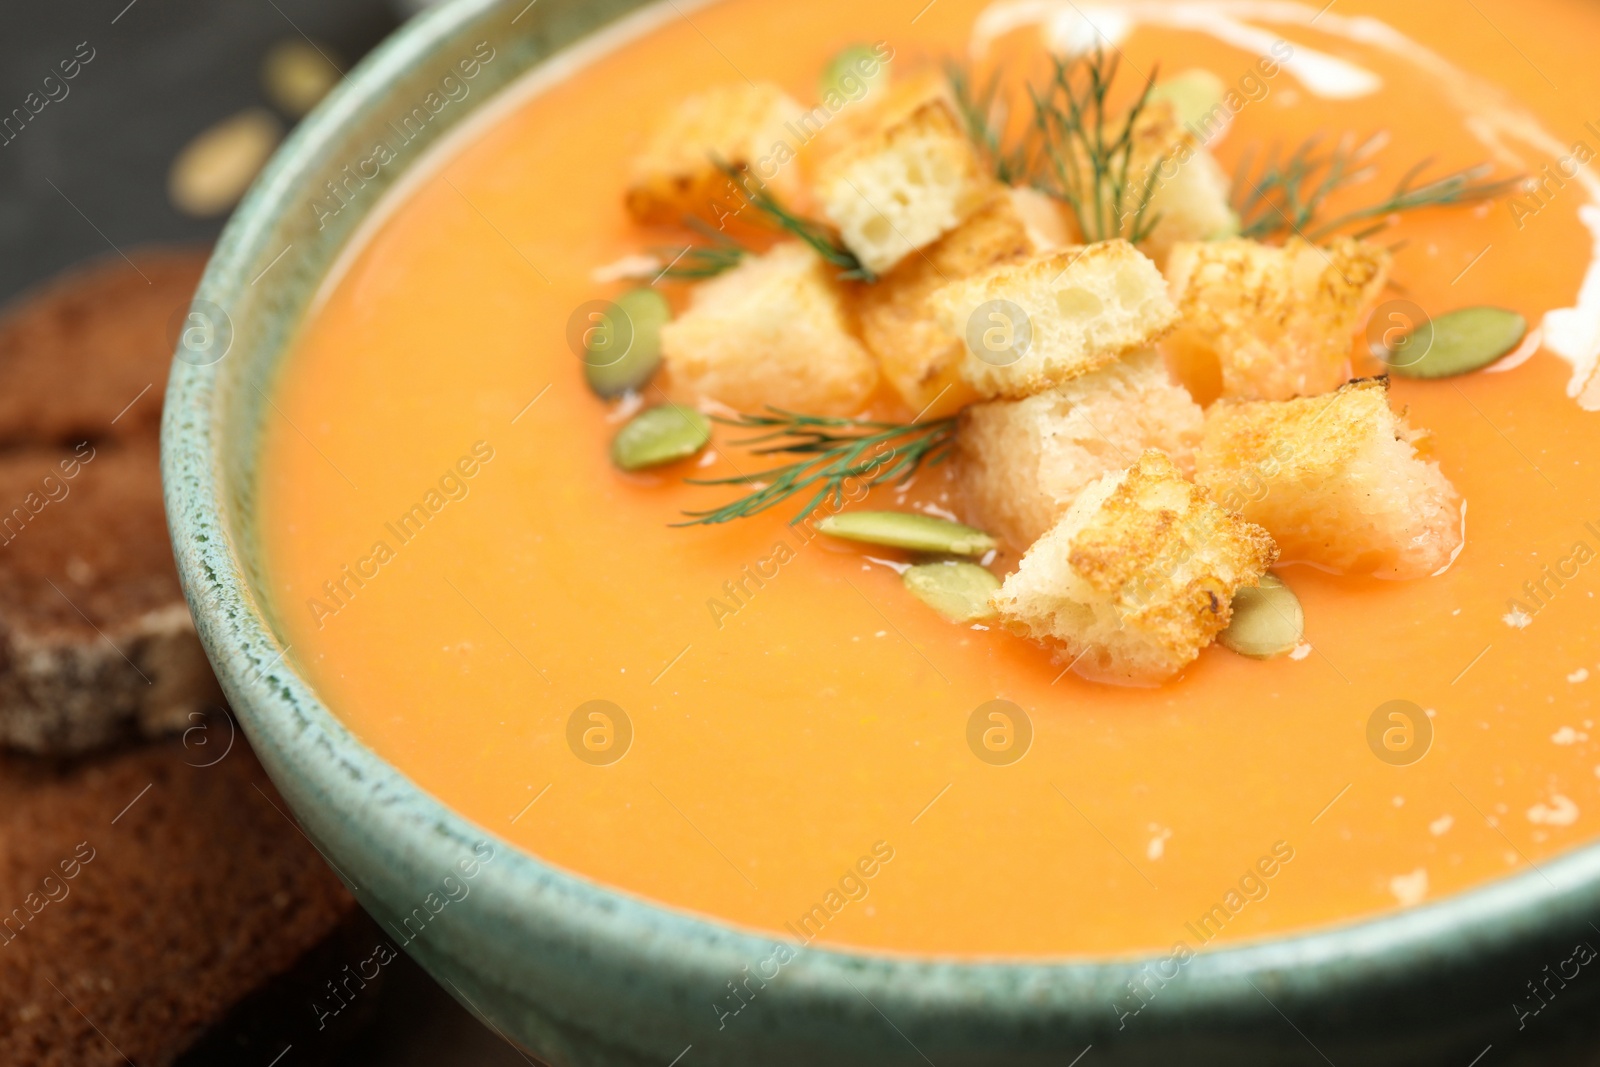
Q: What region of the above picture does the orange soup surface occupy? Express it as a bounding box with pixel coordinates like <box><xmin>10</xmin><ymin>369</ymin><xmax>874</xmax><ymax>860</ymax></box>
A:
<box><xmin>256</xmin><ymin>0</ymin><xmax>1600</xmax><ymax>957</ymax></box>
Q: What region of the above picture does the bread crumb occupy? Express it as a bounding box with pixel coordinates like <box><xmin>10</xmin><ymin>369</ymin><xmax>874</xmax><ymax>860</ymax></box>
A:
<box><xmin>957</xmin><ymin>350</ymin><xmax>1203</xmax><ymax>550</ymax></box>
<box><xmin>855</xmin><ymin>189</ymin><xmax>1040</xmax><ymax>415</ymax></box>
<box><xmin>1123</xmin><ymin>101</ymin><xmax>1239</xmax><ymax>267</ymax></box>
<box><xmin>811</xmin><ymin>71</ymin><xmax>992</xmax><ymax>275</ymax></box>
<box><xmin>1390</xmin><ymin>867</ymin><xmax>1429</xmax><ymax>906</ymax></box>
<box><xmin>626</xmin><ymin>82</ymin><xmax>804</xmax><ymax>225</ymax></box>
<box><xmin>992</xmin><ymin>451</ymin><xmax>1276</xmax><ymax>683</ymax></box>
<box><xmin>1527</xmin><ymin>795</ymin><xmax>1579</xmax><ymax>826</ymax></box>
<box><xmin>1164</xmin><ymin>237</ymin><xmax>1389</xmax><ymax>403</ymax></box>
<box><xmin>1197</xmin><ymin>378</ymin><xmax>1462</xmax><ymax>580</ymax></box>
<box><xmin>932</xmin><ymin>240</ymin><xmax>1178</xmax><ymax>399</ymax></box>
<box><xmin>661</xmin><ymin>241</ymin><xmax>878</xmax><ymax>415</ymax></box>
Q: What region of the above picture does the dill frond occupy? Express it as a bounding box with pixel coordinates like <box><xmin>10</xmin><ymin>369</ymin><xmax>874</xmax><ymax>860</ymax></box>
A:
<box><xmin>1233</xmin><ymin>133</ymin><xmax>1520</xmax><ymax>241</ymax></box>
<box><xmin>946</xmin><ymin>61</ymin><xmax>1028</xmax><ymax>185</ymax></box>
<box><xmin>716</xmin><ymin>161</ymin><xmax>876</xmax><ymax>282</ymax></box>
<box><xmin>1027</xmin><ymin>49</ymin><xmax>1169</xmax><ymax>245</ymax></box>
<box><xmin>647</xmin><ymin>221</ymin><xmax>748</xmax><ymax>281</ymax></box>
<box><xmin>677</xmin><ymin>409</ymin><xmax>957</xmax><ymax>526</ymax></box>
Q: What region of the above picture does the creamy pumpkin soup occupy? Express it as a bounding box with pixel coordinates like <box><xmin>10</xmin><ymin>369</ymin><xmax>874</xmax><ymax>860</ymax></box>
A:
<box><xmin>256</xmin><ymin>0</ymin><xmax>1600</xmax><ymax>958</ymax></box>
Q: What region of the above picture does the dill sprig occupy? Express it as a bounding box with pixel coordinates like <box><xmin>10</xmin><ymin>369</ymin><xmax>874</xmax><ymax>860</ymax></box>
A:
<box><xmin>678</xmin><ymin>409</ymin><xmax>957</xmax><ymax>526</ymax></box>
<box><xmin>717</xmin><ymin>161</ymin><xmax>876</xmax><ymax>282</ymax></box>
<box><xmin>1027</xmin><ymin>50</ymin><xmax>1168</xmax><ymax>244</ymax></box>
<box><xmin>946</xmin><ymin>61</ymin><xmax>1028</xmax><ymax>185</ymax></box>
<box><xmin>1233</xmin><ymin>133</ymin><xmax>1521</xmax><ymax>241</ymax></box>
<box><xmin>647</xmin><ymin>220</ymin><xmax>747</xmax><ymax>280</ymax></box>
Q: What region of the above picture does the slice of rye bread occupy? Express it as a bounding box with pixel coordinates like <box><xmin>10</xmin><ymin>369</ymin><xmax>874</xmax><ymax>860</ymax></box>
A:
<box><xmin>0</xmin><ymin>733</ymin><xmax>359</xmax><ymax>1066</ymax></box>
<box><xmin>0</xmin><ymin>250</ymin><xmax>223</xmax><ymax>754</ymax></box>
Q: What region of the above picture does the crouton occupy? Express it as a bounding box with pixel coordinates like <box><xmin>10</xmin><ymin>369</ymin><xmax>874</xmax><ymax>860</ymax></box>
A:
<box><xmin>810</xmin><ymin>71</ymin><xmax>993</xmax><ymax>276</ymax></box>
<box><xmin>992</xmin><ymin>451</ymin><xmax>1277</xmax><ymax>683</ymax></box>
<box><xmin>626</xmin><ymin>83</ymin><xmax>805</xmax><ymax>226</ymax></box>
<box><xmin>958</xmin><ymin>350</ymin><xmax>1205</xmax><ymax>550</ymax></box>
<box><xmin>660</xmin><ymin>241</ymin><xmax>878</xmax><ymax>415</ymax></box>
<box><xmin>1126</xmin><ymin>101</ymin><xmax>1239</xmax><ymax>267</ymax></box>
<box><xmin>1196</xmin><ymin>378</ymin><xmax>1463</xmax><ymax>579</ymax></box>
<box><xmin>930</xmin><ymin>240</ymin><xmax>1178</xmax><ymax>400</ymax></box>
<box><xmin>1007</xmin><ymin>185</ymin><xmax>1073</xmax><ymax>252</ymax></box>
<box><xmin>855</xmin><ymin>189</ymin><xmax>1045</xmax><ymax>416</ymax></box>
<box><xmin>1164</xmin><ymin>237</ymin><xmax>1391</xmax><ymax>404</ymax></box>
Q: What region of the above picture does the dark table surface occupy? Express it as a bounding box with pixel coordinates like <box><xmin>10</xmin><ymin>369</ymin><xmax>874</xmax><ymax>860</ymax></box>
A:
<box><xmin>6</xmin><ymin>2</ymin><xmax>1600</xmax><ymax>1065</ymax></box>
<box><xmin>1</xmin><ymin>1</ymin><xmax>525</xmax><ymax>1063</ymax></box>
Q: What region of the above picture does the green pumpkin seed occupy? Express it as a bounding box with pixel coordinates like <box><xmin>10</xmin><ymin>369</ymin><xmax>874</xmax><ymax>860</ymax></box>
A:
<box><xmin>168</xmin><ymin>109</ymin><xmax>283</xmax><ymax>218</ymax></box>
<box><xmin>820</xmin><ymin>45</ymin><xmax>890</xmax><ymax>102</ymax></box>
<box><xmin>262</xmin><ymin>39</ymin><xmax>341</xmax><ymax>118</ymax></box>
<box><xmin>611</xmin><ymin>404</ymin><xmax>710</xmax><ymax>471</ymax></box>
<box><xmin>585</xmin><ymin>288</ymin><xmax>671</xmax><ymax>398</ymax></box>
<box><xmin>818</xmin><ymin>511</ymin><xmax>997</xmax><ymax>556</ymax></box>
<box><xmin>904</xmin><ymin>562</ymin><xmax>1000</xmax><ymax>623</ymax></box>
<box><xmin>1385</xmin><ymin>307</ymin><xmax>1526</xmax><ymax>380</ymax></box>
<box><xmin>1219</xmin><ymin>574</ymin><xmax>1304</xmax><ymax>659</ymax></box>
<box><xmin>1148</xmin><ymin>69</ymin><xmax>1227</xmax><ymax>130</ymax></box>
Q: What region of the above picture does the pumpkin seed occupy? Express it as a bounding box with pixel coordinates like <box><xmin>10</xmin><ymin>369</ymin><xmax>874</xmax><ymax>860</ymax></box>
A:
<box><xmin>262</xmin><ymin>39</ymin><xmax>341</xmax><ymax>118</ymax></box>
<box><xmin>1149</xmin><ymin>69</ymin><xmax>1227</xmax><ymax>130</ymax></box>
<box><xmin>904</xmin><ymin>562</ymin><xmax>1000</xmax><ymax>623</ymax></box>
<box><xmin>585</xmin><ymin>288</ymin><xmax>670</xmax><ymax>398</ymax></box>
<box><xmin>1219</xmin><ymin>574</ymin><xmax>1304</xmax><ymax>659</ymax></box>
<box><xmin>820</xmin><ymin>45</ymin><xmax>890</xmax><ymax>102</ymax></box>
<box><xmin>818</xmin><ymin>511</ymin><xmax>997</xmax><ymax>556</ymax></box>
<box><xmin>611</xmin><ymin>404</ymin><xmax>710</xmax><ymax>471</ymax></box>
<box><xmin>168</xmin><ymin>109</ymin><xmax>282</xmax><ymax>218</ymax></box>
<box><xmin>1385</xmin><ymin>307</ymin><xmax>1526</xmax><ymax>379</ymax></box>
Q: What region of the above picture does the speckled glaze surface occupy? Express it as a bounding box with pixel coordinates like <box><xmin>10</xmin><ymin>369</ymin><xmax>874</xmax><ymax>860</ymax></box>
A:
<box><xmin>160</xmin><ymin>1</ymin><xmax>1600</xmax><ymax>1062</ymax></box>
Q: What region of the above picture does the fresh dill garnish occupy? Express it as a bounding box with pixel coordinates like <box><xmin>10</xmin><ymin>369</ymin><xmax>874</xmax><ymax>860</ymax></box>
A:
<box><xmin>717</xmin><ymin>161</ymin><xmax>876</xmax><ymax>282</ymax></box>
<box><xmin>946</xmin><ymin>60</ymin><xmax>1028</xmax><ymax>185</ymax></box>
<box><xmin>647</xmin><ymin>220</ymin><xmax>747</xmax><ymax>281</ymax></box>
<box><xmin>677</xmin><ymin>409</ymin><xmax>957</xmax><ymax>526</ymax></box>
<box><xmin>1026</xmin><ymin>50</ymin><xmax>1169</xmax><ymax>245</ymax></box>
<box><xmin>1232</xmin><ymin>133</ymin><xmax>1521</xmax><ymax>241</ymax></box>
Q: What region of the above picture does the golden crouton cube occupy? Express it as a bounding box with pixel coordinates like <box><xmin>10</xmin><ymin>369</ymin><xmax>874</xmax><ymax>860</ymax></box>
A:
<box><xmin>992</xmin><ymin>450</ymin><xmax>1277</xmax><ymax>683</ymax></box>
<box><xmin>626</xmin><ymin>83</ymin><xmax>804</xmax><ymax>226</ymax></box>
<box><xmin>958</xmin><ymin>350</ymin><xmax>1205</xmax><ymax>550</ymax></box>
<box><xmin>855</xmin><ymin>188</ymin><xmax>1055</xmax><ymax>417</ymax></box>
<box><xmin>1164</xmin><ymin>237</ymin><xmax>1391</xmax><ymax>404</ymax></box>
<box><xmin>1197</xmin><ymin>378</ymin><xmax>1463</xmax><ymax>580</ymax></box>
<box><xmin>1128</xmin><ymin>102</ymin><xmax>1239</xmax><ymax>267</ymax></box>
<box><xmin>810</xmin><ymin>71</ymin><xmax>993</xmax><ymax>276</ymax></box>
<box><xmin>659</xmin><ymin>241</ymin><xmax>879</xmax><ymax>416</ymax></box>
<box><xmin>1008</xmin><ymin>185</ymin><xmax>1074</xmax><ymax>251</ymax></box>
<box><xmin>931</xmin><ymin>240</ymin><xmax>1179</xmax><ymax>400</ymax></box>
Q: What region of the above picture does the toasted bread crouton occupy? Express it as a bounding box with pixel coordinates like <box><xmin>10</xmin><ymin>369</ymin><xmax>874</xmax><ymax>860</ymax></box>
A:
<box><xmin>855</xmin><ymin>189</ymin><xmax>1046</xmax><ymax>416</ymax></box>
<box><xmin>1197</xmin><ymin>378</ymin><xmax>1463</xmax><ymax>579</ymax></box>
<box><xmin>810</xmin><ymin>71</ymin><xmax>993</xmax><ymax>276</ymax></box>
<box><xmin>1164</xmin><ymin>237</ymin><xmax>1390</xmax><ymax>404</ymax></box>
<box><xmin>1132</xmin><ymin>103</ymin><xmax>1239</xmax><ymax>267</ymax></box>
<box><xmin>993</xmin><ymin>451</ymin><xmax>1277</xmax><ymax>683</ymax></box>
<box><xmin>626</xmin><ymin>83</ymin><xmax>804</xmax><ymax>225</ymax></box>
<box><xmin>1007</xmin><ymin>185</ymin><xmax>1073</xmax><ymax>252</ymax></box>
<box><xmin>958</xmin><ymin>350</ymin><xmax>1204</xmax><ymax>550</ymax></box>
<box><xmin>931</xmin><ymin>240</ymin><xmax>1178</xmax><ymax>400</ymax></box>
<box><xmin>660</xmin><ymin>241</ymin><xmax>878</xmax><ymax>415</ymax></box>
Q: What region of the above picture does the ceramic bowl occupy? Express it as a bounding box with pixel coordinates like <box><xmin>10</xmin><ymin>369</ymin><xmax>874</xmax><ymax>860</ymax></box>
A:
<box><xmin>161</xmin><ymin>1</ymin><xmax>1600</xmax><ymax>1062</ymax></box>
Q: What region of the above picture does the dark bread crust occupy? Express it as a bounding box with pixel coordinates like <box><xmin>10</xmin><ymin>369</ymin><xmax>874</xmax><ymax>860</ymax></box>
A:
<box><xmin>0</xmin><ymin>251</ymin><xmax>222</xmax><ymax>754</ymax></box>
<box><xmin>0</xmin><ymin>735</ymin><xmax>356</xmax><ymax>1066</ymax></box>
<box><xmin>0</xmin><ymin>250</ymin><xmax>205</xmax><ymax>448</ymax></box>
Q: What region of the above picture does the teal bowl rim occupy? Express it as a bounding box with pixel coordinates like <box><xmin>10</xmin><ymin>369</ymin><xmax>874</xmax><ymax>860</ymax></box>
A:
<box><xmin>161</xmin><ymin>0</ymin><xmax>1600</xmax><ymax>1053</ymax></box>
